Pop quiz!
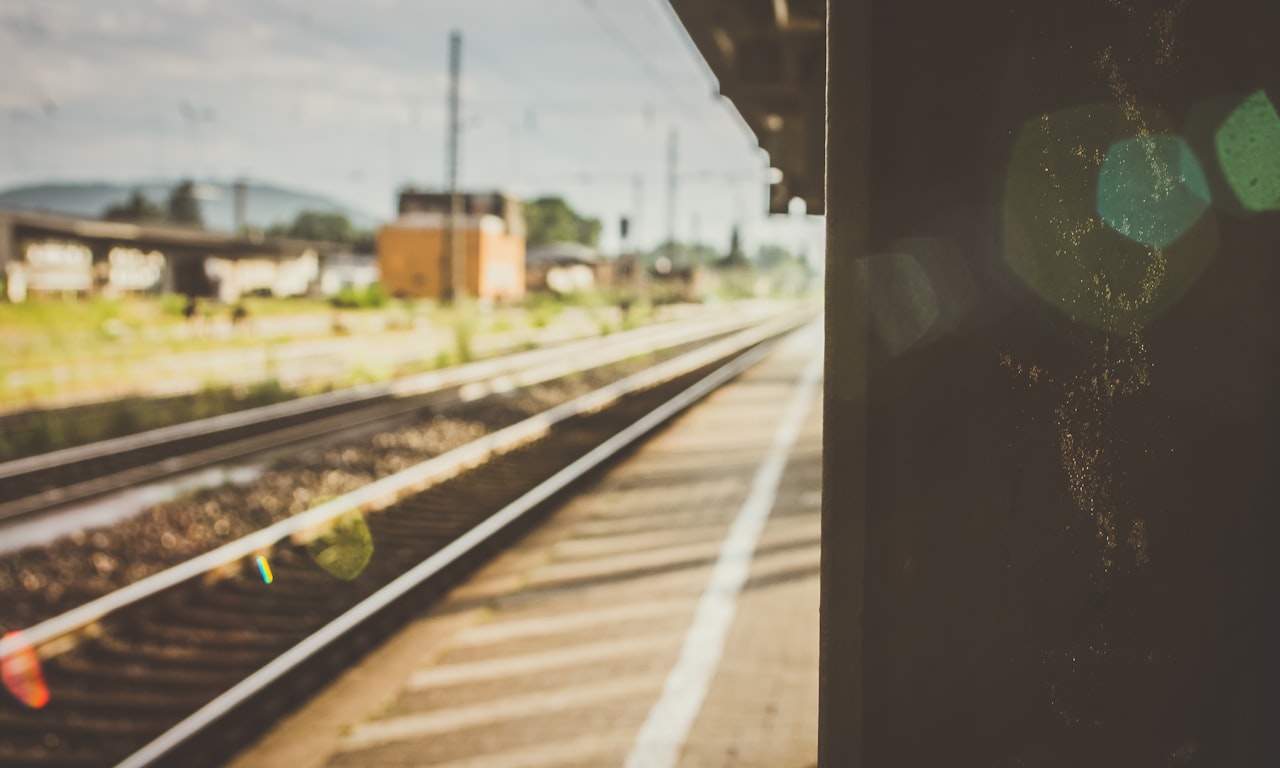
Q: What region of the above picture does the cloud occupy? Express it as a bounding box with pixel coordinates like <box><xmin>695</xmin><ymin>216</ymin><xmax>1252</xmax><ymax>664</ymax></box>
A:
<box><xmin>0</xmin><ymin>0</ymin><xmax>773</xmax><ymax>247</ymax></box>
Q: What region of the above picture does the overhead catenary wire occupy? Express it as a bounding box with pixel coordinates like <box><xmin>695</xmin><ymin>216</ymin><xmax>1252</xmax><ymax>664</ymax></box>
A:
<box><xmin>639</xmin><ymin>0</ymin><xmax>721</xmax><ymax>94</ymax></box>
<box><xmin>465</xmin><ymin>37</ymin><xmax>562</xmax><ymax>106</ymax></box>
<box><xmin>638</xmin><ymin>0</ymin><xmax>762</xmax><ymax>153</ymax></box>
<box><xmin>577</xmin><ymin>0</ymin><xmax>707</xmax><ymax>120</ymax></box>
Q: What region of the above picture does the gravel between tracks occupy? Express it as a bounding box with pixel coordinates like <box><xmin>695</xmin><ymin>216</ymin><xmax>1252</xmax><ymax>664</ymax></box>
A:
<box><xmin>0</xmin><ymin>352</ymin><xmax>678</xmax><ymax>634</ymax></box>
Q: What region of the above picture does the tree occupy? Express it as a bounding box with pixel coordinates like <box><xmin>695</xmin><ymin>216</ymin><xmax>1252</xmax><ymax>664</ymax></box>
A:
<box><xmin>723</xmin><ymin>225</ymin><xmax>748</xmax><ymax>266</ymax></box>
<box><xmin>755</xmin><ymin>243</ymin><xmax>794</xmax><ymax>271</ymax></box>
<box><xmin>102</xmin><ymin>190</ymin><xmax>164</xmax><ymax>223</ymax></box>
<box><xmin>269</xmin><ymin>210</ymin><xmax>355</xmax><ymax>243</ymax></box>
<box><xmin>524</xmin><ymin>196</ymin><xmax>601</xmax><ymax>249</ymax></box>
<box><xmin>729</xmin><ymin>225</ymin><xmax>742</xmax><ymax>259</ymax></box>
<box><xmin>646</xmin><ymin>240</ymin><xmax>719</xmax><ymax>268</ymax></box>
<box><xmin>266</xmin><ymin>210</ymin><xmax>373</xmax><ymax>252</ymax></box>
<box><xmin>167</xmin><ymin>180</ymin><xmax>204</xmax><ymax>227</ymax></box>
<box><xmin>351</xmin><ymin>229</ymin><xmax>376</xmax><ymax>254</ymax></box>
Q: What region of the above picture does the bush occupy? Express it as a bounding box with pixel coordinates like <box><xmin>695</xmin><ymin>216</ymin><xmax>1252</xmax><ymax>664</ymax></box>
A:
<box><xmin>330</xmin><ymin>287</ymin><xmax>361</xmax><ymax>309</ymax></box>
<box><xmin>160</xmin><ymin>293</ymin><xmax>189</xmax><ymax>317</ymax></box>
<box><xmin>330</xmin><ymin>283</ymin><xmax>390</xmax><ymax>309</ymax></box>
<box><xmin>0</xmin><ymin>380</ymin><xmax>297</xmax><ymax>462</ymax></box>
<box><xmin>364</xmin><ymin>282</ymin><xmax>389</xmax><ymax>308</ymax></box>
<box><xmin>523</xmin><ymin>293</ymin><xmax>563</xmax><ymax>328</ymax></box>
<box><xmin>454</xmin><ymin>316</ymin><xmax>475</xmax><ymax>363</ymax></box>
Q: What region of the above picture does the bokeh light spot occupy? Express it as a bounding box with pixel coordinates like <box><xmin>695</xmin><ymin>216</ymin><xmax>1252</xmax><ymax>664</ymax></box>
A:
<box><xmin>860</xmin><ymin>251</ymin><xmax>941</xmax><ymax>355</ymax></box>
<box><xmin>305</xmin><ymin>513</ymin><xmax>373</xmax><ymax>581</ymax></box>
<box><xmin>1214</xmin><ymin>90</ymin><xmax>1280</xmax><ymax>212</ymax></box>
<box><xmin>1004</xmin><ymin>104</ymin><xmax>1217</xmax><ymax>333</ymax></box>
<box><xmin>1</xmin><ymin>631</ymin><xmax>50</xmax><ymax>709</ymax></box>
<box><xmin>255</xmin><ymin>555</ymin><xmax>274</xmax><ymax>584</ymax></box>
<box><xmin>1097</xmin><ymin>135</ymin><xmax>1210</xmax><ymax>249</ymax></box>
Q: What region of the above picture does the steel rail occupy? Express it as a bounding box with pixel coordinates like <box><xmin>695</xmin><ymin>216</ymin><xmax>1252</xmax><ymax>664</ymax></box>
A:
<box><xmin>0</xmin><ymin>310</ymin><xmax>810</xmax><ymax>663</ymax></box>
<box><xmin>0</xmin><ymin>305</ymin><xmax>779</xmax><ymax>482</ymax></box>
<box><xmin>114</xmin><ymin>320</ymin><xmax>795</xmax><ymax>768</ymax></box>
<box><xmin>0</xmin><ymin>309</ymin><xmax>771</xmax><ymax>522</ymax></box>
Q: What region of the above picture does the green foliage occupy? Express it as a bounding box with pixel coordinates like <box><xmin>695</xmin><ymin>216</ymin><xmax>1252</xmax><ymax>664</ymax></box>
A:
<box><xmin>103</xmin><ymin>190</ymin><xmax>165</xmax><ymax>223</ymax></box>
<box><xmin>270</xmin><ymin>210</ymin><xmax>355</xmax><ymax>242</ymax></box>
<box><xmin>266</xmin><ymin>210</ymin><xmax>375</xmax><ymax>251</ymax></box>
<box><xmin>728</xmin><ymin>225</ymin><xmax>744</xmax><ymax>261</ymax></box>
<box><xmin>525</xmin><ymin>196</ymin><xmax>602</xmax><ymax>248</ymax></box>
<box><xmin>0</xmin><ymin>380</ymin><xmax>295</xmax><ymax>462</ymax></box>
<box><xmin>351</xmin><ymin>230</ymin><xmax>377</xmax><ymax>254</ymax></box>
<box><xmin>365</xmin><ymin>282</ymin><xmax>389</xmax><ymax>307</ymax></box>
<box><xmin>167</xmin><ymin>180</ymin><xmax>204</xmax><ymax>227</ymax></box>
<box><xmin>619</xmin><ymin>296</ymin><xmax>651</xmax><ymax>331</ymax></box>
<box><xmin>160</xmin><ymin>293</ymin><xmax>189</xmax><ymax>316</ymax></box>
<box><xmin>488</xmin><ymin>314</ymin><xmax>515</xmax><ymax>334</ymax></box>
<box><xmin>749</xmin><ymin>243</ymin><xmax>817</xmax><ymax>295</ymax></box>
<box><xmin>329</xmin><ymin>283</ymin><xmax>389</xmax><ymax>309</ymax></box>
<box><xmin>755</xmin><ymin>243</ymin><xmax>795</xmax><ymax>270</ymax></box>
<box><xmin>453</xmin><ymin>311</ymin><xmax>476</xmax><ymax>363</ymax></box>
<box><xmin>645</xmin><ymin>240</ymin><xmax>720</xmax><ymax>268</ymax></box>
<box><xmin>239</xmin><ymin>296</ymin><xmax>335</xmax><ymax>316</ymax></box>
<box><xmin>522</xmin><ymin>293</ymin><xmax>563</xmax><ymax>328</ymax></box>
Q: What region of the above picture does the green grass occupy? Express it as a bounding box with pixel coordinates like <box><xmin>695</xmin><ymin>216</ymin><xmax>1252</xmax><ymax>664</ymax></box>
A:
<box><xmin>522</xmin><ymin>293</ymin><xmax>563</xmax><ymax>328</ymax></box>
<box><xmin>0</xmin><ymin>290</ymin><xmax>697</xmax><ymax>460</ymax></box>
<box><xmin>329</xmin><ymin>283</ymin><xmax>389</xmax><ymax>310</ymax></box>
<box><xmin>0</xmin><ymin>379</ymin><xmax>295</xmax><ymax>462</ymax></box>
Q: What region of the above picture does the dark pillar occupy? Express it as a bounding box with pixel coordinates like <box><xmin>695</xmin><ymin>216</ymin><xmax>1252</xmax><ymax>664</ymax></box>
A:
<box><xmin>820</xmin><ymin>0</ymin><xmax>868</xmax><ymax>763</ymax></box>
<box><xmin>823</xmin><ymin>1</ymin><xmax>1280</xmax><ymax>765</ymax></box>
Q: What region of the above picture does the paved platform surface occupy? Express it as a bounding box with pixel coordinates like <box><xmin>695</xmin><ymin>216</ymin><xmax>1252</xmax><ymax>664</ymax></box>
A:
<box><xmin>227</xmin><ymin>322</ymin><xmax>823</xmax><ymax>768</ymax></box>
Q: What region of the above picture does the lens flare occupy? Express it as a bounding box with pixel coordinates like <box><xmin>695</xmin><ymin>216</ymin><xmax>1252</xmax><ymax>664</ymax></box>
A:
<box><xmin>255</xmin><ymin>555</ymin><xmax>274</xmax><ymax>584</ymax></box>
<box><xmin>1214</xmin><ymin>90</ymin><xmax>1280</xmax><ymax>212</ymax></box>
<box><xmin>1096</xmin><ymin>134</ymin><xmax>1210</xmax><ymax>249</ymax></box>
<box><xmin>1</xmin><ymin>631</ymin><xmax>50</xmax><ymax>709</ymax></box>
<box><xmin>858</xmin><ymin>252</ymin><xmax>939</xmax><ymax>355</ymax></box>
<box><xmin>1004</xmin><ymin>104</ymin><xmax>1217</xmax><ymax>333</ymax></box>
<box><xmin>304</xmin><ymin>513</ymin><xmax>374</xmax><ymax>581</ymax></box>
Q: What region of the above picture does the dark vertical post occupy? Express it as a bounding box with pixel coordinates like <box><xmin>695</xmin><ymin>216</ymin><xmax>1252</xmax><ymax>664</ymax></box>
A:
<box><xmin>232</xmin><ymin>178</ymin><xmax>248</xmax><ymax>236</ymax></box>
<box><xmin>0</xmin><ymin>216</ymin><xmax>20</xmax><ymax>303</ymax></box>
<box><xmin>0</xmin><ymin>215</ymin><xmax>13</xmax><ymax>290</ymax></box>
<box><xmin>666</xmin><ymin>127</ymin><xmax>678</xmax><ymax>263</ymax></box>
<box><xmin>445</xmin><ymin>29</ymin><xmax>464</xmax><ymax>303</ymax></box>
<box><xmin>824</xmin><ymin>0</ymin><xmax>1280</xmax><ymax>765</ymax></box>
<box><xmin>631</xmin><ymin>173</ymin><xmax>643</xmax><ymax>255</ymax></box>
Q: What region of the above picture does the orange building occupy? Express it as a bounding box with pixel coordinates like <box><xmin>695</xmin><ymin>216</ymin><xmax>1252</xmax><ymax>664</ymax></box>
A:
<box><xmin>377</xmin><ymin>191</ymin><xmax>525</xmax><ymax>301</ymax></box>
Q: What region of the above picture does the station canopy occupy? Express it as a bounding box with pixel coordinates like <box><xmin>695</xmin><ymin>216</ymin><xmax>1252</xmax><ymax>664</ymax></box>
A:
<box><xmin>668</xmin><ymin>0</ymin><xmax>825</xmax><ymax>215</ymax></box>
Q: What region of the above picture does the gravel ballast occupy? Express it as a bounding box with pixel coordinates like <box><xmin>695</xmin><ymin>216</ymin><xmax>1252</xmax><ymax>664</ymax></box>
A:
<box><xmin>0</xmin><ymin>353</ymin><xmax>676</xmax><ymax>633</ymax></box>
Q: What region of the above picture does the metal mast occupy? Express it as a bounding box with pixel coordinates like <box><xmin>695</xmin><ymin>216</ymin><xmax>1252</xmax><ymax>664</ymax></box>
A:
<box><xmin>445</xmin><ymin>30</ymin><xmax>465</xmax><ymax>302</ymax></box>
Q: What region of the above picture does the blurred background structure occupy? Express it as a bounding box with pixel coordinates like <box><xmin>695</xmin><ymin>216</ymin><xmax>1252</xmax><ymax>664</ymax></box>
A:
<box><xmin>0</xmin><ymin>0</ymin><xmax>823</xmax><ymax>279</ymax></box>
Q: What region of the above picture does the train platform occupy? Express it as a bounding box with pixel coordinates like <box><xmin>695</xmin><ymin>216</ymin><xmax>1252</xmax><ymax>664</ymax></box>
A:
<box><xmin>227</xmin><ymin>322</ymin><xmax>824</xmax><ymax>768</ymax></box>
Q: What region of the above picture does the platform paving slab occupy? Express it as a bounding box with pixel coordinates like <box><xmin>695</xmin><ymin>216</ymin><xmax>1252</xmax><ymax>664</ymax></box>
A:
<box><xmin>226</xmin><ymin>323</ymin><xmax>822</xmax><ymax>768</ymax></box>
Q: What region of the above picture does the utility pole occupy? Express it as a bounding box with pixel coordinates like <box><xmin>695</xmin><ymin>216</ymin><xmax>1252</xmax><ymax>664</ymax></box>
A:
<box><xmin>666</xmin><ymin>127</ymin><xmax>677</xmax><ymax>265</ymax></box>
<box><xmin>445</xmin><ymin>29</ymin><xmax>465</xmax><ymax>303</ymax></box>
<box><xmin>631</xmin><ymin>173</ymin><xmax>643</xmax><ymax>255</ymax></box>
<box><xmin>232</xmin><ymin>178</ymin><xmax>248</xmax><ymax>236</ymax></box>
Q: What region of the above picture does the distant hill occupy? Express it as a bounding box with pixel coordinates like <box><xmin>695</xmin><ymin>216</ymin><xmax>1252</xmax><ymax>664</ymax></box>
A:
<box><xmin>0</xmin><ymin>180</ymin><xmax>383</xmax><ymax>233</ymax></box>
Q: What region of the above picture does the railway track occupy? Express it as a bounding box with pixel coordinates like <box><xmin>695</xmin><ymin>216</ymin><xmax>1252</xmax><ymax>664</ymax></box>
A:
<box><xmin>0</xmin><ymin>312</ymin><xmax>811</xmax><ymax>768</ymax></box>
<box><xmin>0</xmin><ymin>310</ymin><xmax>778</xmax><ymax>522</ymax></box>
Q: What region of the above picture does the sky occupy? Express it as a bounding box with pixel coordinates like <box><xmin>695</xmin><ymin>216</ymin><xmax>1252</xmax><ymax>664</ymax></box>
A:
<box><xmin>0</xmin><ymin>0</ymin><xmax>824</xmax><ymax>261</ymax></box>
